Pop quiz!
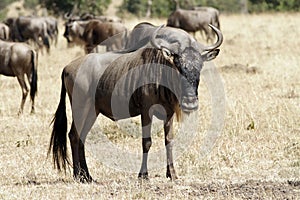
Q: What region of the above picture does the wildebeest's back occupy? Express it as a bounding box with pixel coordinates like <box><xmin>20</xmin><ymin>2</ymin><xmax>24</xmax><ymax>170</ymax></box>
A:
<box><xmin>168</xmin><ymin>9</ymin><xmax>210</xmax><ymax>33</ymax></box>
<box><xmin>124</xmin><ymin>22</ymin><xmax>156</xmax><ymax>51</ymax></box>
<box><xmin>63</xmin><ymin>52</ymin><xmax>123</xmax><ymax>101</ymax></box>
<box><xmin>0</xmin><ymin>41</ymin><xmax>33</xmax><ymax>76</ymax></box>
<box><xmin>83</xmin><ymin>20</ymin><xmax>126</xmax><ymax>49</ymax></box>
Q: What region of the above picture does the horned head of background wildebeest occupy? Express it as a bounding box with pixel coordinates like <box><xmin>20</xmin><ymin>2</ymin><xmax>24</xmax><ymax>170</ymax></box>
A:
<box><xmin>150</xmin><ymin>24</ymin><xmax>222</xmax><ymax>113</ymax></box>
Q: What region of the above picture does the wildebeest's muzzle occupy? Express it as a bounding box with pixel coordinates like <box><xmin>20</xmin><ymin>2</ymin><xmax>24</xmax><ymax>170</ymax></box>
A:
<box><xmin>177</xmin><ymin>50</ymin><xmax>201</xmax><ymax>113</ymax></box>
<box><xmin>180</xmin><ymin>75</ymin><xmax>199</xmax><ymax>112</ymax></box>
<box><xmin>63</xmin><ymin>24</ymin><xmax>71</xmax><ymax>43</ymax></box>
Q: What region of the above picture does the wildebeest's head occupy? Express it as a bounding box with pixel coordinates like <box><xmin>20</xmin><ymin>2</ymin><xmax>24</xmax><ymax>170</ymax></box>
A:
<box><xmin>63</xmin><ymin>21</ymin><xmax>74</xmax><ymax>43</ymax></box>
<box><xmin>151</xmin><ymin>25</ymin><xmax>222</xmax><ymax>112</ymax></box>
<box><xmin>63</xmin><ymin>13</ymin><xmax>83</xmax><ymax>43</ymax></box>
<box><xmin>63</xmin><ymin>20</ymin><xmax>87</xmax><ymax>44</ymax></box>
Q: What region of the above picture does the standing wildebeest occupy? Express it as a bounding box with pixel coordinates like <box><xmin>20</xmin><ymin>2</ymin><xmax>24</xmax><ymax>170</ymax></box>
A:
<box><xmin>49</xmin><ymin>24</ymin><xmax>223</xmax><ymax>182</ymax></box>
<box><xmin>0</xmin><ymin>40</ymin><xmax>38</xmax><ymax>114</ymax></box>
<box><xmin>4</xmin><ymin>16</ymin><xmax>50</xmax><ymax>53</ymax></box>
<box><xmin>64</xmin><ymin>20</ymin><xmax>127</xmax><ymax>53</ymax></box>
<box><xmin>63</xmin><ymin>19</ymin><xmax>127</xmax><ymax>53</ymax></box>
<box><xmin>193</xmin><ymin>6</ymin><xmax>220</xmax><ymax>30</ymax></box>
<box><xmin>167</xmin><ymin>8</ymin><xmax>219</xmax><ymax>42</ymax></box>
<box><xmin>0</xmin><ymin>23</ymin><xmax>10</xmax><ymax>40</ymax></box>
<box><xmin>83</xmin><ymin>20</ymin><xmax>127</xmax><ymax>53</ymax></box>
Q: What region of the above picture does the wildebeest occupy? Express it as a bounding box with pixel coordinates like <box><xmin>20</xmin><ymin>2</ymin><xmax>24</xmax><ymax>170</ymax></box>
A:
<box><xmin>167</xmin><ymin>8</ymin><xmax>219</xmax><ymax>42</ymax></box>
<box><xmin>83</xmin><ymin>20</ymin><xmax>127</xmax><ymax>53</ymax></box>
<box><xmin>124</xmin><ymin>22</ymin><xmax>157</xmax><ymax>51</ymax></box>
<box><xmin>0</xmin><ymin>23</ymin><xmax>10</xmax><ymax>40</ymax></box>
<box><xmin>0</xmin><ymin>39</ymin><xmax>38</xmax><ymax>114</ymax></box>
<box><xmin>63</xmin><ymin>20</ymin><xmax>88</xmax><ymax>45</ymax></box>
<box><xmin>42</xmin><ymin>17</ymin><xmax>59</xmax><ymax>47</ymax></box>
<box><xmin>49</xmin><ymin>24</ymin><xmax>223</xmax><ymax>182</ymax></box>
<box><xmin>4</xmin><ymin>16</ymin><xmax>50</xmax><ymax>53</ymax></box>
<box><xmin>63</xmin><ymin>19</ymin><xmax>127</xmax><ymax>53</ymax></box>
<box><xmin>65</xmin><ymin>12</ymin><xmax>123</xmax><ymax>23</ymax></box>
<box><xmin>193</xmin><ymin>6</ymin><xmax>220</xmax><ymax>30</ymax></box>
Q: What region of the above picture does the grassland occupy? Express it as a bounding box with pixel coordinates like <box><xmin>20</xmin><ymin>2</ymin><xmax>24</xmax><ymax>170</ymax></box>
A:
<box><xmin>0</xmin><ymin>13</ymin><xmax>299</xmax><ymax>199</ymax></box>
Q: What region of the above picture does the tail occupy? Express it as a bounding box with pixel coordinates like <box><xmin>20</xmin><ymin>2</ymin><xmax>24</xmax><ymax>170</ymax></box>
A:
<box><xmin>30</xmin><ymin>50</ymin><xmax>38</xmax><ymax>101</ymax></box>
<box><xmin>48</xmin><ymin>71</ymin><xmax>69</xmax><ymax>171</ymax></box>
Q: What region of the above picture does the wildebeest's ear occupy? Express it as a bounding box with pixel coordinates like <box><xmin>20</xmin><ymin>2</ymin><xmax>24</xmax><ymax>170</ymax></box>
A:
<box><xmin>201</xmin><ymin>49</ymin><xmax>220</xmax><ymax>62</ymax></box>
<box><xmin>162</xmin><ymin>47</ymin><xmax>174</xmax><ymax>64</ymax></box>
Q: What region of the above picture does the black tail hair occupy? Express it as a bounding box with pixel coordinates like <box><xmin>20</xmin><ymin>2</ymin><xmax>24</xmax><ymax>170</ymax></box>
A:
<box><xmin>48</xmin><ymin>71</ymin><xmax>69</xmax><ymax>171</ymax></box>
<box><xmin>30</xmin><ymin>50</ymin><xmax>38</xmax><ymax>101</ymax></box>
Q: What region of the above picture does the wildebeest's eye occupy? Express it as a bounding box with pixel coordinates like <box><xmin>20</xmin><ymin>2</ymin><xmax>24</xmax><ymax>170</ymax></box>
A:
<box><xmin>173</xmin><ymin>55</ymin><xmax>183</xmax><ymax>72</ymax></box>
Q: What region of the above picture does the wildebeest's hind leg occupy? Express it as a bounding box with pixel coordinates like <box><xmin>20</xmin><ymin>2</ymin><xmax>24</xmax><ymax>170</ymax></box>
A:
<box><xmin>138</xmin><ymin>113</ymin><xmax>153</xmax><ymax>179</ymax></box>
<box><xmin>69</xmin><ymin>104</ymin><xmax>97</xmax><ymax>183</ymax></box>
<box><xmin>16</xmin><ymin>75</ymin><xmax>29</xmax><ymax>115</ymax></box>
<box><xmin>164</xmin><ymin>115</ymin><xmax>178</xmax><ymax>180</ymax></box>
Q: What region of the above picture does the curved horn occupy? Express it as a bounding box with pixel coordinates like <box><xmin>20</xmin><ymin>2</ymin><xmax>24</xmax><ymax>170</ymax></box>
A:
<box><xmin>203</xmin><ymin>24</ymin><xmax>223</xmax><ymax>51</ymax></box>
<box><xmin>150</xmin><ymin>24</ymin><xmax>165</xmax><ymax>50</ymax></box>
<box><xmin>64</xmin><ymin>12</ymin><xmax>72</xmax><ymax>19</ymax></box>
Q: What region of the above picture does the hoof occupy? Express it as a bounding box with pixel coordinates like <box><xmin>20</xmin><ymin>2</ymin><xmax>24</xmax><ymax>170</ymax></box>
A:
<box><xmin>166</xmin><ymin>167</ymin><xmax>178</xmax><ymax>180</ymax></box>
<box><xmin>138</xmin><ymin>172</ymin><xmax>149</xmax><ymax>180</ymax></box>
<box><xmin>74</xmin><ymin>173</ymin><xmax>93</xmax><ymax>183</ymax></box>
<box><xmin>166</xmin><ymin>173</ymin><xmax>178</xmax><ymax>180</ymax></box>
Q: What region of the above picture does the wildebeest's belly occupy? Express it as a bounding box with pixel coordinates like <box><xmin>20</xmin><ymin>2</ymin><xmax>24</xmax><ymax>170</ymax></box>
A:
<box><xmin>95</xmin><ymin>95</ymin><xmax>142</xmax><ymax>121</ymax></box>
<box><xmin>95</xmin><ymin>87</ymin><xmax>178</xmax><ymax>122</ymax></box>
<box><xmin>96</xmin><ymin>97</ymin><xmax>175</xmax><ymax>122</ymax></box>
<box><xmin>0</xmin><ymin>66</ymin><xmax>15</xmax><ymax>77</ymax></box>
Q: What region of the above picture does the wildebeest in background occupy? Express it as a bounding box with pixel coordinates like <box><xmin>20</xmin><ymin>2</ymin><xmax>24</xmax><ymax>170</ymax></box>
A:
<box><xmin>83</xmin><ymin>20</ymin><xmax>127</xmax><ymax>53</ymax></box>
<box><xmin>65</xmin><ymin>12</ymin><xmax>123</xmax><ymax>23</ymax></box>
<box><xmin>63</xmin><ymin>19</ymin><xmax>127</xmax><ymax>53</ymax></box>
<box><xmin>124</xmin><ymin>22</ymin><xmax>157</xmax><ymax>51</ymax></box>
<box><xmin>4</xmin><ymin>16</ymin><xmax>50</xmax><ymax>54</ymax></box>
<box><xmin>193</xmin><ymin>6</ymin><xmax>220</xmax><ymax>30</ymax></box>
<box><xmin>42</xmin><ymin>16</ymin><xmax>59</xmax><ymax>47</ymax></box>
<box><xmin>167</xmin><ymin>8</ymin><xmax>220</xmax><ymax>42</ymax></box>
<box><xmin>0</xmin><ymin>23</ymin><xmax>10</xmax><ymax>40</ymax></box>
<box><xmin>0</xmin><ymin>39</ymin><xmax>38</xmax><ymax>114</ymax></box>
<box><xmin>48</xmin><ymin>24</ymin><xmax>223</xmax><ymax>182</ymax></box>
<box><xmin>63</xmin><ymin>20</ymin><xmax>89</xmax><ymax>47</ymax></box>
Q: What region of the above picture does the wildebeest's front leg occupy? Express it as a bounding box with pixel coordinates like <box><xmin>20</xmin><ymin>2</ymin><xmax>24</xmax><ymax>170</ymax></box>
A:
<box><xmin>16</xmin><ymin>75</ymin><xmax>28</xmax><ymax>115</ymax></box>
<box><xmin>138</xmin><ymin>113</ymin><xmax>153</xmax><ymax>179</ymax></box>
<box><xmin>164</xmin><ymin>114</ymin><xmax>178</xmax><ymax>180</ymax></box>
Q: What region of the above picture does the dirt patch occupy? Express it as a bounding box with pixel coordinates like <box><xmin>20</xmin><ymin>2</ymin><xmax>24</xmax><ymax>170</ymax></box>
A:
<box><xmin>219</xmin><ymin>63</ymin><xmax>261</xmax><ymax>74</ymax></box>
<box><xmin>147</xmin><ymin>180</ymin><xmax>300</xmax><ymax>199</ymax></box>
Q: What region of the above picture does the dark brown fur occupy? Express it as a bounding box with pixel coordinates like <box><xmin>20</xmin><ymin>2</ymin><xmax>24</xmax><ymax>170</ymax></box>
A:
<box><xmin>95</xmin><ymin>48</ymin><xmax>182</xmax><ymax>121</ymax></box>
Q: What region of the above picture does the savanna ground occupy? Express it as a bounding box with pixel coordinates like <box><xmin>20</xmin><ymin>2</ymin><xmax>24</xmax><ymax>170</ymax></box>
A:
<box><xmin>0</xmin><ymin>13</ymin><xmax>299</xmax><ymax>199</ymax></box>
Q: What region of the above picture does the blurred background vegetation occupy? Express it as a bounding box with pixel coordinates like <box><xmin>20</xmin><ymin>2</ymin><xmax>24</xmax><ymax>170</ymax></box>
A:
<box><xmin>0</xmin><ymin>0</ymin><xmax>299</xmax><ymax>19</ymax></box>
<box><xmin>121</xmin><ymin>0</ymin><xmax>300</xmax><ymax>17</ymax></box>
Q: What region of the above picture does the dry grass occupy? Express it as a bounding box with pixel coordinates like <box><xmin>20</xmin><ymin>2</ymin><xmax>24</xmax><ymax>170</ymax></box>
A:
<box><xmin>0</xmin><ymin>13</ymin><xmax>299</xmax><ymax>199</ymax></box>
